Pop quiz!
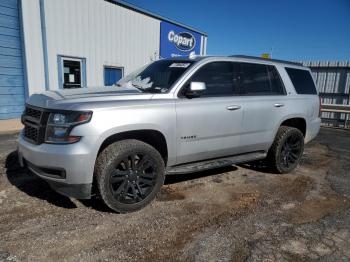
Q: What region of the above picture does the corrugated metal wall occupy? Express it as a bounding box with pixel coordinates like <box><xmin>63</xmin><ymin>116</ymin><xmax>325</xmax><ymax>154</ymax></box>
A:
<box><xmin>303</xmin><ymin>61</ymin><xmax>350</xmax><ymax>128</ymax></box>
<box><xmin>43</xmin><ymin>0</ymin><xmax>160</xmax><ymax>90</ymax></box>
<box><xmin>0</xmin><ymin>0</ymin><xmax>25</xmax><ymax>119</ymax></box>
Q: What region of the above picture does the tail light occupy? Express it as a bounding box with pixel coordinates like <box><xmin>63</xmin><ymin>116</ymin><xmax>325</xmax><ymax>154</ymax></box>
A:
<box><xmin>318</xmin><ymin>96</ymin><xmax>322</xmax><ymax>117</ymax></box>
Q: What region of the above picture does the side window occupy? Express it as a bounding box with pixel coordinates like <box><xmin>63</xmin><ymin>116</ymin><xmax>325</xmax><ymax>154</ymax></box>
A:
<box><xmin>188</xmin><ymin>62</ymin><xmax>239</xmax><ymax>97</ymax></box>
<box><xmin>240</xmin><ymin>63</ymin><xmax>271</xmax><ymax>95</ymax></box>
<box><xmin>267</xmin><ymin>65</ymin><xmax>285</xmax><ymax>95</ymax></box>
<box><xmin>285</xmin><ymin>67</ymin><xmax>317</xmax><ymax>94</ymax></box>
<box><xmin>240</xmin><ymin>63</ymin><xmax>285</xmax><ymax>95</ymax></box>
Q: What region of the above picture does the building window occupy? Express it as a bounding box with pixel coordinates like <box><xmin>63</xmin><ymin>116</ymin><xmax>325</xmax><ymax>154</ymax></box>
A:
<box><xmin>104</xmin><ymin>66</ymin><xmax>124</xmax><ymax>86</ymax></box>
<box><xmin>58</xmin><ymin>56</ymin><xmax>86</xmax><ymax>89</ymax></box>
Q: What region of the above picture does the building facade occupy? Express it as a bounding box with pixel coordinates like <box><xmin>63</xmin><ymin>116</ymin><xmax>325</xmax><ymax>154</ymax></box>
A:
<box><xmin>0</xmin><ymin>0</ymin><xmax>207</xmax><ymax>119</ymax></box>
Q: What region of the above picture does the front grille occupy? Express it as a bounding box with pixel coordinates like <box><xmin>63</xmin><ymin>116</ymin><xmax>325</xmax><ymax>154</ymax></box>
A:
<box><xmin>22</xmin><ymin>105</ymin><xmax>49</xmax><ymax>145</ymax></box>
<box><xmin>24</xmin><ymin>125</ymin><xmax>39</xmax><ymax>142</ymax></box>
<box><xmin>25</xmin><ymin>107</ymin><xmax>42</xmax><ymax>120</ymax></box>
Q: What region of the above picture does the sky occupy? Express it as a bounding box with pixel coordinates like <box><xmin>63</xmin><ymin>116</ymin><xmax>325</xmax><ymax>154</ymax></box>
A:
<box><xmin>124</xmin><ymin>0</ymin><xmax>350</xmax><ymax>61</ymax></box>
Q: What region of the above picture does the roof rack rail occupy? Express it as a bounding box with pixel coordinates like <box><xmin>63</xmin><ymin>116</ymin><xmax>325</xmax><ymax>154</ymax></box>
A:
<box><xmin>229</xmin><ymin>55</ymin><xmax>303</xmax><ymax>66</ymax></box>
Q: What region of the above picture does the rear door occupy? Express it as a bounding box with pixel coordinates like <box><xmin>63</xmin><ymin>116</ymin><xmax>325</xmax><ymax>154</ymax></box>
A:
<box><xmin>238</xmin><ymin>62</ymin><xmax>288</xmax><ymax>153</ymax></box>
<box><xmin>175</xmin><ymin>61</ymin><xmax>244</xmax><ymax>164</ymax></box>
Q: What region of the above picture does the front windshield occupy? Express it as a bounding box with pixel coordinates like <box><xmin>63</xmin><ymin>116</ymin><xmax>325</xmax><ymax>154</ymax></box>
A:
<box><xmin>117</xmin><ymin>60</ymin><xmax>194</xmax><ymax>93</ymax></box>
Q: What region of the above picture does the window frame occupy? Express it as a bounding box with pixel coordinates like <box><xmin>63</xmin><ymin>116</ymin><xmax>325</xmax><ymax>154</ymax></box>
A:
<box><xmin>178</xmin><ymin>61</ymin><xmax>287</xmax><ymax>98</ymax></box>
<box><xmin>178</xmin><ymin>61</ymin><xmax>241</xmax><ymax>98</ymax></box>
<box><xmin>238</xmin><ymin>62</ymin><xmax>287</xmax><ymax>96</ymax></box>
<box><xmin>57</xmin><ymin>55</ymin><xmax>87</xmax><ymax>89</ymax></box>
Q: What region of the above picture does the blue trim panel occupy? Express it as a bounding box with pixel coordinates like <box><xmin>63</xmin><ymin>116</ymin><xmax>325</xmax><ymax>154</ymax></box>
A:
<box><xmin>0</xmin><ymin>26</ymin><xmax>20</xmax><ymax>37</ymax></box>
<box><xmin>0</xmin><ymin>6</ymin><xmax>19</xmax><ymax>17</ymax></box>
<box><xmin>82</xmin><ymin>58</ymin><xmax>87</xmax><ymax>87</ymax></box>
<box><xmin>0</xmin><ymin>74</ymin><xmax>23</xmax><ymax>86</ymax></box>
<box><xmin>0</xmin><ymin>14</ymin><xmax>19</xmax><ymax>28</ymax></box>
<box><xmin>0</xmin><ymin>0</ymin><xmax>25</xmax><ymax>119</ymax></box>
<box><xmin>57</xmin><ymin>55</ymin><xmax>62</xmax><ymax>89</ymax></box>
<box><xmin>0</xmin><ymin>54</ymin><xmax>22</xmax><ymax>68</ymax></box>
<box><xmin>0</xmin><ymin>86</ymin><xmax>25</xmax><ymax>95</ymax></box>
<box><xmin>0</xmin><ymin>0</ymin><xmax>18</xmax><ymax>9</ymax></box>
<box><xmin>0</xmin><ymin>46</ymin><xmax>22</xmax><ymax>56</ymax></box>
<box><xmin>0</xmin><ymin>35</ymin><xmax>21</xmax><ymax>49</ymax></box>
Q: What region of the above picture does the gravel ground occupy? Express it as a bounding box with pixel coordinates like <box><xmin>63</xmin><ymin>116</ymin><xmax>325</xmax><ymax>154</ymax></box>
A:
<box><xmin>0</xmin><ymin>127</ymin><xmax>349</xmax><ymax>261</ymax></box>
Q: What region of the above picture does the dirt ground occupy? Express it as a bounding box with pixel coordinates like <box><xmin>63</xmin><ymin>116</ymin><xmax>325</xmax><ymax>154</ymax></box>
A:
<box><xmin>0</xmin><ymin>127</ymin><xmax>349</xmax><ymax>262</ymax></box>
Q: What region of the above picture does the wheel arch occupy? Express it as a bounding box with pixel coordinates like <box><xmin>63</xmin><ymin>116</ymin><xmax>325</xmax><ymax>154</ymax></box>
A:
<box><xmin>268</xmin><ymin>115</ymin><xmax>307</xmax><ymax>150</ymax></box>
<box><xmin>97</xmin><ymin>129</ymin><xmax>169</xmax><ymax>165</ymax></box>
<box><xmin>280</xmin><ymin>117</ymin><xmax>307</xmax><ymax>137</ymax></box>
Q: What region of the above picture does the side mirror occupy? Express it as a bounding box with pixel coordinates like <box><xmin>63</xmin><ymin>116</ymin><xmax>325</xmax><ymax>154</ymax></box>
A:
<box><xmin>185</xmin><ymin>82</ymin><xmax>206</xmax><ymax>98</ymax></box>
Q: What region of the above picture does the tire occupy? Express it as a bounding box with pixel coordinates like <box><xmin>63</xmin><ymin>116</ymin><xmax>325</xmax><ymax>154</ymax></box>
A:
<box><xmin>266</xmin><ymin>126</ymin><xmax>304</xmax><ymax>174</ymax></box>
<box><xmin>95</xmin><ymin>139</ymin><xmax>165</xmax><ymax>213</ymax></box>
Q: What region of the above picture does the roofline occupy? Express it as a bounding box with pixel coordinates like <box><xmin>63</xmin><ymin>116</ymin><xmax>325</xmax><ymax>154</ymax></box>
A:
<box><xmin>301</xmin><ymin>61</ymin><xmax>350</xmax><ymax>68</ymax></box>
<box><xmin>105</xmin><ymin>0</ymin><xmax>208</xmax><ymax>36</ymax></box>
<box><xmin>230</xmin><ymin>55</ymin><xmax>303</xmax><ymax>67</ymax></box>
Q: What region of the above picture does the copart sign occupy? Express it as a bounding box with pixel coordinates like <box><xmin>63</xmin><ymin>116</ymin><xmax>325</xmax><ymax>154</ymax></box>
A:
<box><xmin>160</xmin><ymin>21</ymin><xmax>203</xmax><ymax>58</ymax></box>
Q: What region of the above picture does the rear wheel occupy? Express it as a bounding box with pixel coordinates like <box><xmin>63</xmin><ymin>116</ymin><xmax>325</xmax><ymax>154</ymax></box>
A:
<box><xmin>95</xmin><ymin>139</ymin><xmax>165</xmax><ymax>213</ymax></box>
<box><xmin>267</xmin><ymin>126</ymin><xmax>304</xmax><ymax>174</ymax></box>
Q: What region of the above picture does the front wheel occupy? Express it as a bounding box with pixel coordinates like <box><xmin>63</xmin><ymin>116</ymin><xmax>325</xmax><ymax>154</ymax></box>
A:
<box><xmin>266</xmin><ymin>126</ymin><xmax>304</xmax><ymax>174</ymax></box>
<box><xmin>95</xmin><ymin>139</ymin><xmax>165</xmax><ymax>213</ymax></box>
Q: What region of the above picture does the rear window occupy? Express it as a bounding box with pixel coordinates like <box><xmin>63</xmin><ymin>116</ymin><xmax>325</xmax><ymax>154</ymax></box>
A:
<box><xmin>285</xmin><ymin>68</ymin><xmax>317</xmax><ymax>94</ymax></box>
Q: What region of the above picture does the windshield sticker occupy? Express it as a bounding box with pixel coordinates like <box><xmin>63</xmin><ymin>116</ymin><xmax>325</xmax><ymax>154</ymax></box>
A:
<box><xmin>129</xmin><ymin>76</ymin><xmax>153</xmax><ymax>90</ymax></box>
<box><xmin>169</xmin><ymin>63</ymin><xmax>191</xmax><ymax>68</ymax></box>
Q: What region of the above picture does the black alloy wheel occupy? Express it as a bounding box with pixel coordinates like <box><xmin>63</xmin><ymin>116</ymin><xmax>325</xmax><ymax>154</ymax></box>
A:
<box><xmin>109</xmin><ymin>154</ymin><xmax>157</xmax><ymax>204</ymax></box>
<box><xmin>279</xmin><ymin>132</ymin><xmax>303</xmax><ymax>169</ymax></box>
<box><xmin>95</xmin><ymin>139</ymin><xmax>165</xmax><ymax>213</ymax></box>
<box><xmin>267</xmin><ymin>126</ymin><xmax>304</xmax><ymax>174</ymax></box>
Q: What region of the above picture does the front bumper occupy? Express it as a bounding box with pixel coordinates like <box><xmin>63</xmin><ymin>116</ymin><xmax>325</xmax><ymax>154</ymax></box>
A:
<box><xmin>18</xmin><ymin>132</ymin><xmax>98</xmax><ymax>199</ymax></box>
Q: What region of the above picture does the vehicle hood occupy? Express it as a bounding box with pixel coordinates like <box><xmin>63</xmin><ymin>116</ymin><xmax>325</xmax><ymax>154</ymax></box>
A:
<box><xmin>26</xmin><ymin>87</ymin><xmax>154</xmax><ymax>110</ymax></box>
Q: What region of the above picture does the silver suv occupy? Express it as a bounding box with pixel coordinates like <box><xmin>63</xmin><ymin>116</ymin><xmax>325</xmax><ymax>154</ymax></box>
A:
<box><xmin>18</xmin><ymin>55</ymin><xmax>321</xmax><ymax>212</ymax></box>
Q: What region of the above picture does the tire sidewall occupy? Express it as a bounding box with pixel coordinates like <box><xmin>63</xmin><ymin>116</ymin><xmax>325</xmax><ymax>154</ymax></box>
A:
<box><xmin>96</xmin><ymin>140</ymin><xmax>165</xmax><ymax>213</ymax></box>
<box><xmin>275</xmin><ymin>128</ymin><xmax>304</xmax><ymax>173</ymax></box>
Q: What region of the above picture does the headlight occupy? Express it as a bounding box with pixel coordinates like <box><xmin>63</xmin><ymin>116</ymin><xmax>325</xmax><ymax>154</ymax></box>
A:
<box><xmin>45</xmin><ymin>111</ymin><xmax>92</xmax><ymax>144</ymax></box>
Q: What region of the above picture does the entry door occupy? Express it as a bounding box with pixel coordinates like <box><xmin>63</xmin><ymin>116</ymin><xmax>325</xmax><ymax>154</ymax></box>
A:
<box><xmin>175</xmin><ymin>62</ymin><xmax>243</xmax><ymax>164</ymax></box>
<box><xmin>104</xmin><ymin>67</ymin><xmax>123</xmax><ymax>86</ymax></box>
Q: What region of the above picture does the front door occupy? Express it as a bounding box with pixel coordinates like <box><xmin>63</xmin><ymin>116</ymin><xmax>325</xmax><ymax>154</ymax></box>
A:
<box><xmin>175</xmin><ymin>61</ymin><xmax>243</xmax><ymax>164</ymax></box>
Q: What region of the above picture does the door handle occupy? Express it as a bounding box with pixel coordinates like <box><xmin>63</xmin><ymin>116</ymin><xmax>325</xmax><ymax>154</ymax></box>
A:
<box><xmin>274</xmin><ymin>103</ymin><xmax>284</xmax><ymax>108</ymax></box>
<box><xmin>226</xmin><ymin>105</ymin><xmax>241</xmax><ymax>111</ymax></box>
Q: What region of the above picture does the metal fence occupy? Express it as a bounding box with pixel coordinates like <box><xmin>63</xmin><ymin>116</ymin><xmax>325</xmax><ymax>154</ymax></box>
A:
<box><xmin>302</xmin><ymin>61</ymin><xmax>350</xmax><ymax>129</ymax></box>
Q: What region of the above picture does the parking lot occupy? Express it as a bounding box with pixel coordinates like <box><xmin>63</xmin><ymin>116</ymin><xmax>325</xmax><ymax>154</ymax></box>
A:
<box><xmin>0</xmin><ymin>127</ymin><xmax>349</xmax><ymax>261</ymax></box>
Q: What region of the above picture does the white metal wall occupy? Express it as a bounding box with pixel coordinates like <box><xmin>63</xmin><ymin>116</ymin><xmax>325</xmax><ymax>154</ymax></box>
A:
<box><xmin>22</xmin><ymin>0</ymin><xmax>161</xmax><ymax>92</ymax></box>
<box><xmin>21</xmin><ymin>0</ymin><xmax>45</xmax><ymax>95</ymax></box>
